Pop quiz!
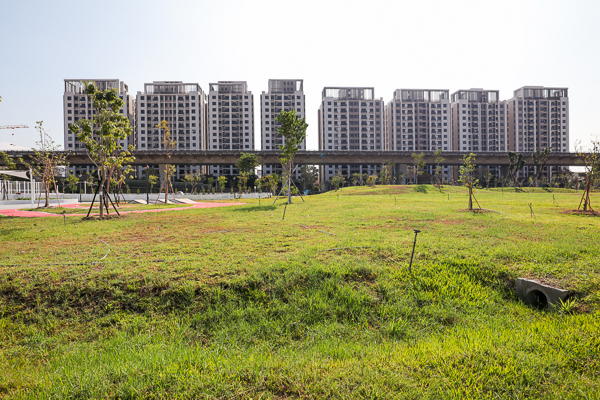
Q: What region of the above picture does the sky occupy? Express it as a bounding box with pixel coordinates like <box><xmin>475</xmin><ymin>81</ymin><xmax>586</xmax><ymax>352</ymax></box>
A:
<box><xmin>1</xmin><ymin>0</ymin><xmax>600</xmax><ymax>151</ymax></box>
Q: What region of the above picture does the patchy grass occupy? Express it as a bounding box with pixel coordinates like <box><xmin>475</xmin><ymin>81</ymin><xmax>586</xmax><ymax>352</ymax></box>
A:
<box><xmin>1</xmin><ymin>185</ymin><xmax>599</xmax><ymax>398</ymax></box>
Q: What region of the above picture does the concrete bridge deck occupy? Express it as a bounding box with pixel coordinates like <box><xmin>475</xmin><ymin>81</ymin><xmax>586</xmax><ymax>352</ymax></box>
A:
<box><xmin>0</xmin><ymin>150</ymin><xmax>582</xmax><ymax>167</ymax></box>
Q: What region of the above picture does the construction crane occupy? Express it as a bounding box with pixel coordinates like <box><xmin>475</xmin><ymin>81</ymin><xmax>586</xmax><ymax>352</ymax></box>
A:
<box><xmin>0</xmin><ymin>125</ymin><xmax>28</xmax><ymax>135</ymax></box>
<box><xmin>0</xmin><ymin>125</ymin><xmax>28</xmax><ymax>129</ymax></box>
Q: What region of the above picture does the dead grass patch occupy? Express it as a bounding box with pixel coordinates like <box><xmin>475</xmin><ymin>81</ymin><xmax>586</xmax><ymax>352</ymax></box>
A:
<box><xmin>562</xmin><ymin>210</ymin><xmax>600</xmax><ymax>217</ymax></box>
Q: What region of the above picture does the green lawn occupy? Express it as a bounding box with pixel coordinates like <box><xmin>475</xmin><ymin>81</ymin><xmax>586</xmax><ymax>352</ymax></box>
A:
<box><xmin>1</xmin><ymin>185</ymin><xmax>599</xmax><ymax>399</ymax></box>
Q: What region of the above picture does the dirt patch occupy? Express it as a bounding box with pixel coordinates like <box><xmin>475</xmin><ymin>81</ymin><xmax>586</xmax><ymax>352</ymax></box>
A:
<box><xmin>562</xmin><ymin>210</ymin><xmax>600</xmax><ymax>217</ymax></box>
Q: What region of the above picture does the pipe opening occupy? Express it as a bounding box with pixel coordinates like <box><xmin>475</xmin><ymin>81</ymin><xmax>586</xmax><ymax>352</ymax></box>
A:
<box><xmin>526</xmin><ymin>289</ymin><xmax>548</xmax><ymax>308</ymax></box>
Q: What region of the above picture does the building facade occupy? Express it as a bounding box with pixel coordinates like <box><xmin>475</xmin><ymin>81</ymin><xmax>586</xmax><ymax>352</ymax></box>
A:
<box><xmin>135</xmin><ymin>81</ymin><xmax>207</xmax><ymax>178</ymax></box>
<box><xmin>63</xmin><ymin>79</ymin><xmax>134</xmax><ymax>175</ymax></box>
<box><xmin>451</xmin><ymin>89</ymin><xmax>508</xmax><ymax>152</ymax></box>
<box><xmin>318</xmin><ymin>87</ymin><xmax>385</xmax><ymax>183</ymax></box>
<box><xmin>506</xmin><ymin>86</ymin><xmax>569</xmax><ymax>181</ymax></box>
<box><xmin>260</xmin><ymin>79</ymin><xmax>305</xmax><ymax>177</ymax></box>
<box><xmin>450</xmin><ymin>89</ymin><xmax>508</xmax><ymax>180</ymax></box>
<box><xmin>207</xmin><ymin>81</ymin><xmax>254</xmax><ymax>177</ymax></box>
<box><xmin>507</xmin><ymin>86</ymin><xmax>569</xmax><ymax>153</ymax></box>
<box><xmin>385</xmin><ymin>89</ymin><xmax>451</xmax><ymax>152</ymax></box>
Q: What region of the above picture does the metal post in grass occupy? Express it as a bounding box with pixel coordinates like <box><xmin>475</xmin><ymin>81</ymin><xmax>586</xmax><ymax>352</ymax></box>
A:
<box><xmin>63</xmin><ymin>210</ymin><xmax>66</xmax><ymax>226</ymax></box>
<box><xmin>408</xmin><ymin>229</ymin><xmax>421</xmax><ymax>273</ymax></box>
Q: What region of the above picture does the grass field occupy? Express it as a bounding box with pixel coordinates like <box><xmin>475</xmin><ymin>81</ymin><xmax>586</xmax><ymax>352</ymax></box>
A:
<box><xmin>1</xmin><ymin>185</ymin><xmax>599</xmax><ymax>399</ymax></box>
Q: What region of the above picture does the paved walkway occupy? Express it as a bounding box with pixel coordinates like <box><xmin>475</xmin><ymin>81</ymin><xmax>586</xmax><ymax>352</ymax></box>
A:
<box><xmin>0</xmin><ymin>202</ymin><xmax>246</xmax><ymax>218</ymax></box>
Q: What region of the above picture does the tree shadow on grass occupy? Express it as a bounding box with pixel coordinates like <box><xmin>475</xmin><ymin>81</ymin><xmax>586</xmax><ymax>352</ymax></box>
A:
<box><xmin>229</xmin><ymin>205</ymin><xmax>276</xmax><ymax>212</ymax></box>
<box><xmin>413</xmin><ymin>185</ymin><xmax>428</xmax><ymax>194</ymax></box>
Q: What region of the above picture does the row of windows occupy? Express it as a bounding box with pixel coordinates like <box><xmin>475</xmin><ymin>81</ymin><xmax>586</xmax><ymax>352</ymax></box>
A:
<box><xmin>140</xmin><ymin>96</ymin><xmax>197</xmax><ymax>101</ymax></box>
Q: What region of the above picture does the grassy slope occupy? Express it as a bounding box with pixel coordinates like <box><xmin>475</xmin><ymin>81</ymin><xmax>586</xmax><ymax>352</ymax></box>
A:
<box><xmin>1</xmin><ymin>186</ymin><xmax>599</xmax><ymax>399</ymax></box>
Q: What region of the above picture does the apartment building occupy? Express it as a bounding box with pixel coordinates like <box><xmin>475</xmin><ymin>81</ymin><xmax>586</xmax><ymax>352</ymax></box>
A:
<box><xmin>450</xmin><ymin>89</ymin><xmax>508</xmax><ymax>180</ymax></box>
<box><xmin>318</xmin><ymin>87</ymin><xmax>384</xmax><ymax>183</ymax></box>
<box><xmin>385</xmin><ymin>89</ymin><xmax>451</xmax><ymax>151</ymax></box>
<box><xmin>507</xmin><ymin>86</ymin><xmax>569</xmax><ymax>153</ymax></box>
<box><xmin>207</xmin><ymin>81</ymin><xmax>254</xmax><ymax>177</ymax></box>
<box><xmin>451</xmin><ymin>89</ymin><xmax>508</xmax><ymax>152</ymax></box>
<box><xmin>136</xmin><ymin>81</ymin><xmax>207</xmax><ymax>178</ymax></box>
<box><xmin>260</xmin><ymin>79</ymin><xmax>306</xmax><ymax>177</ymax></box>
<box><xmin>64</xmin><ymin>79</ymin><xmax>135</xmax><ymax>175</ymax></box>
<box><xmin>506</xmin><ymin>86</ymin><xmax>569</xmax><ymax>180</ymax></box>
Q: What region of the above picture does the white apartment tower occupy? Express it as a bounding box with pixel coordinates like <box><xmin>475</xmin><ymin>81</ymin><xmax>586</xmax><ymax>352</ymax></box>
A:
<box><xmin>136</xmin><ymin>81</ymin><xmax>207</xmax><ymax>178</ymax></box>
<box><xmin>260</xmin><ymin>79</ymin><xmax>305</xmax><ymax>177</ymax></box>
<box><xmin>451</xmin><ymin>89</ymin><xmax>508</xmax><ymax>152</ymax></box>
<box><xmin>207</xmin><ymin>81</ymin><xmax>254</xmax><ymax>176</ymax></box>
<box><xmin>136</xmin><ymin>81</ymin><xmax>207</xmax><ymax>151</ymax></box>
<box><xmin>385</xmin><ymin>89</ymin><xmax>451</xmax><ymax>151</ymax></box>
<box><xmin>318</xmin><ymin>87</ymin><xmax>385</xmax><ymax>183</ymax></box>
<box><xmin>507</xmin><ymin>86</ymin><xmax>569</xmax><ymax>153</ymax></box>
<box><xmin>64</xmin><ymin>79</ymin><xmax>134</xmax><ymax>175</ymax></box>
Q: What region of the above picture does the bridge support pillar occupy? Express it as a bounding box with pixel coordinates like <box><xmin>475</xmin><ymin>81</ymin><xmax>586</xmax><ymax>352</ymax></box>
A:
<box><xmin>158</xmin><ymin>164</ymin><xmax>167</xmax><ymax>187</ymax></box>
<box><xmin>395</xmin><ymin>164</ymin><xmax>408</xmax><ymax>184</ymax></box>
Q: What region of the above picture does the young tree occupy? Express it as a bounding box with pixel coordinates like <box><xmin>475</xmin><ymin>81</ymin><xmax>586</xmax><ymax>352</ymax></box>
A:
<box><xmin>380</xmin><ymin>161</ymin><xmax>395</xmax><ymax>185</ymax></box>
<box><xmin>351</xmin><ymin>173</ymin><xmax>361</xmax><ymax>186</ymax></box>
<box><xmin>66</xmin><ymin>173</ymin><xmax>79</xmax><ymax>193</ymax></box>
<box><xmin>433</xmin><ymin>149</ymin><xmax>445</xmax><ymax>190</ymax></box>
<box><xmin>458</xmin><ymin>153</ymin><xmax>480</xmax><ymax>211</ymax></box>
<box><xmin>576</xmin><ymin>139</ymin><xmax>600</xmax><ymax>212</ymax></box>
<box><xmin>481</xmin><ymin>167</ymin><xmax>493</xmax><ymax>189</ymax></box>
<box><xmin>69</xmin><ymin>82</ymin><xmax>134</xmax><ymax>217</ymax></box>
<box><xmin>411</xmin><ymin>152</ymin><xmax>426</xmax><ymax>184</ymax></box>
<box><xmin>207</xmin><ymin>176</ymin><xmax>215</xmax><ymax>191</ymax></box>
<box><xmin>532</xmin><ymin>147</ymin><xmax>551</xmax><ymax>187</ymax></box>
<box><xmin>331</xmin><ymin>172</ymin><xmax>345</xmax><ymax>190</ymax></box>
<box><xmin>262</xmin><ymin>173</ymin><xmax>280</xmax><ymax>196</ymax></box>
<box><xmin>507</xmin><ymin>151</ymin><xmax>525</xmax><ymax>191</ymax></box>
<box><xmin>236</xmin><ymin>153</ymin><xmax>261</xmax><ymax>193</ymax></box>
<box><xmin>366</xmin><ymin>174</ymin><xmax>377</xmax><ymax>187</ymax></box>
<box><xmin>21</xmin><ymin>121</ymin><xmax>69</xmax><ymax>207</ymax></box>
<box><xmin>183</xmin><ymin>171</ymin><xmax>203</xmax><ymax>194</ymax></box>
<box><xmin>113</xmin><ymin>165</ymin><xmax>133</xmax><ymax>205</ymax></box>
<box><xmin>217</xmin><ymin>176</ymin><xmax>227</xmax><ymax>194</ymax></box>
<box><xmin>254</xmin><ymin>178</ymin><xmax>262</xmax><ymax>193</ymax></box>
<box><xmin>300</xmin><ymin>165</ymin><xmax>318</xmax><ymax>193</ymax></box>
<box><xmin>362</xmin><ymin>173</ymin><xmax>368</xmax><ymax>186</ymax></box>
<box><xmin>275</xmin><ymin>110</ymin><xmax>308</xmax><ymax>204</ymax></box>
<box><xmin>155</xmin><ymin>120</ymin><xmax>176</xmax><ymax>204</ymax></box>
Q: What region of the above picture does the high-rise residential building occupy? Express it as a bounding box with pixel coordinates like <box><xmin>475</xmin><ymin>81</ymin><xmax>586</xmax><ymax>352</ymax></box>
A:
<box><xmin>507</xmin><ymin>86</ymin><xmax>569</xmax><ymax>153</ymax></box>
<box><xmin>136</xmin><ymin>81</ymin><xmax>207</xmax><ymax>151</ymax></box>
<box><xmin>207</xmin><ymin>81</ymin><xmax>254</xmax><ymax>177</ymax></box>
<box><xmin>450</xmin><ymin>89</ymin><xmax>508</xmax><ymax>180</ymax></box>
<box><xmin>318</xmin><ymin>87</ymin><xmax>385</xmax><ymax>183</ymax></box>
<box><xmin>136</xmin><ymin>81</ymin><xmax>207</xmax><ymax>178</ymax></box>
<box><xmin>63</xmin><ymin>79</ymin><xmax>135</xmax><ymax>175</ymax></box>
<box><xmin>385</xmin><ymin>89</ymin><xmax>451</xmax><ymax>151</ymax></box>
<box><xmin>260</xmin><ymin>79</ymin><xmax>305</xmax><ymax>177</ymax></box>
<box><xmin>451</xmin><ymin>89</ymin><xmax>508</xmax><ymax>152</ymax></box>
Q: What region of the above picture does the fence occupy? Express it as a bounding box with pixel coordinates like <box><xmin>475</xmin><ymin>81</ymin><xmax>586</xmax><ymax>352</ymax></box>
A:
<box><xmin>0</xmin><ymin>180</ymin><xmax>45</xmax><ymax>200</ymax></box>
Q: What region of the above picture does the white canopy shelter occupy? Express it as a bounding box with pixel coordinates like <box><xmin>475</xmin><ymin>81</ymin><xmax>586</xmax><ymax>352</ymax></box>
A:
<box><xmin>1</xmin><ymin>170</ymin><xmax>30</xmax><ymax>180</ymax></box>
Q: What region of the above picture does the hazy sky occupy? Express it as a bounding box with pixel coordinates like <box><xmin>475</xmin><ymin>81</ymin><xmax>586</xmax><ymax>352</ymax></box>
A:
<box><xmin>1</xmin><ymin>0</ymin><xmax>599</xmax><ymax>150</ymax></box>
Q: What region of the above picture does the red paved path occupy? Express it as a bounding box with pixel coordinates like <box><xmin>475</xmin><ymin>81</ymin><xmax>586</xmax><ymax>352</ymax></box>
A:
<box><xmin>0</xmin><ymin>202</ymin><xmax>246</xmax><ymax>218</ymax></box>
